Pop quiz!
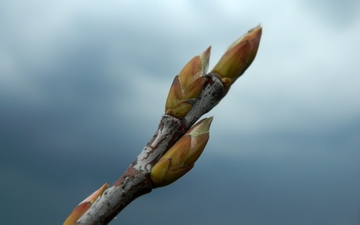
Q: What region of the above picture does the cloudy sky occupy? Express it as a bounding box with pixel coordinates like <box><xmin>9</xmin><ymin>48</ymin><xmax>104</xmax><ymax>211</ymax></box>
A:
<box><xmin>1</xmin><ymin>1</ymin><xmax>360</xmax><ymax>224</ymax></box>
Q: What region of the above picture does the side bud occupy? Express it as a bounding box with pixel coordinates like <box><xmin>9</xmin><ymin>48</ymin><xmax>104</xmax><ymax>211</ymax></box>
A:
<box><xmin>211</xmin><ymin>25</ymin><xmax>262</xmax><ymax>90</ymax></box>
<box><xmin>63</xmin><ymin>183</ymin><xmax>108</xmax><ymax>225</ymax></box>
<box><xmin>150</xmin><ymin>117</ymin><xmax>213</xmax><ymax>187</ymax></box>
<box><xmin>165</xmin><ymin>47</ymin><xmax>211</xmax><ymax>118</ymax></box>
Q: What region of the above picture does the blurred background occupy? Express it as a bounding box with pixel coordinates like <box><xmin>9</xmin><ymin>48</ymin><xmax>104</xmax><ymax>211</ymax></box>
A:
<box><xmin>1</xmin><ymin>1</ymin><xmax>359</xmax><ymax>224</ymax></box>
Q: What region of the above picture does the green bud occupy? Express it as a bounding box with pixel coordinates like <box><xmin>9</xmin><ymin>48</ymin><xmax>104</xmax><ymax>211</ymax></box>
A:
<box><xmin>165</xmin><ymin>47</ymin><xmax>211</xmax><ymax>118</ymax></box>
<box><xmin>211</xmin><ymin>25</ymin><xmax>262</xmax><ymax>89</ymax></box>
<box><xmin>150</xmin><ymin>117</ymin><xmax>213</xmax><ymax>187</ymax></box>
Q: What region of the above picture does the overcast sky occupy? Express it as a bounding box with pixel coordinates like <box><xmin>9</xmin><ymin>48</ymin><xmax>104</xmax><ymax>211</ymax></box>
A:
<box><xmin>1</xmin><ymin>1</ymin><xmax>360</xmax><ymax>224</ymax></box>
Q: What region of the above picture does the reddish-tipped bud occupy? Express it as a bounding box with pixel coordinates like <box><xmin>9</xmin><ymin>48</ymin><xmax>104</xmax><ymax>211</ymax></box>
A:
<box><xmin>165</xmin><ymin>47</ymin><xmax>211</xmax><ymax>118</ymax></box>
<box><xmin>63</xmin><ymin>183</ymin><xmax>108</xmax><ymax>225</ymax></box>
<box><xmin>150</xmin><ymin>117</ymin><xmax>213</xmax><ymax>187</ymax></box>
<box><xmin>211</xmin><ymin>25</ymin><xmax>262</xmax><ymax>89</ymax></box>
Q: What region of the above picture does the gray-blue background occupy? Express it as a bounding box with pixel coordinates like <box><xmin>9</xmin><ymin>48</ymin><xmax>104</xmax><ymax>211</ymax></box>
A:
<box><xmin>1</xmin><ymin>1</ymin><xmax>359</xmax><ymax>224</ymax></box>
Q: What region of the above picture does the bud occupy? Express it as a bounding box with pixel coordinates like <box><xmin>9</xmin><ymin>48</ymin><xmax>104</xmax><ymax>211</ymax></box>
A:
<box><xmin>63</xmin><ymin>183</ymin><xmax>108</xmax><ymax>225</ymax></box>
<box><xmin>211</xmin><ymin>25</ymin><xmax>262</xmax><ymax>89</ymax></box>
<box><xmin>150</xmin><ymin>117</ymin><xmax>213</xmax><ymax>187</ymax></box>
<box><xmin>165</xmin><ymin>47</ymin><xmax>211</xmax><ymax>118</ymax></box>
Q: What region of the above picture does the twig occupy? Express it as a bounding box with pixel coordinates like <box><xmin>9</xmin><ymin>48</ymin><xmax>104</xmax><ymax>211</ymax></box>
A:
<box><xmin>64</xmin><ymin>25</ymin><xmax>262</xmax><ymax>225</ymax></box>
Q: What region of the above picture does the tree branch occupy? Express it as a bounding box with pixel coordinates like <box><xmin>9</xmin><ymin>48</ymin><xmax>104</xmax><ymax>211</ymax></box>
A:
<box><xmin>76</xmin><ymin>74</ymin><xmax>225</xmax><ymax>224</ymax></box>
<box><xmin>64</xmin><ymin>25</ymin><xmax>262</xmax><ymax>225</ymax></box>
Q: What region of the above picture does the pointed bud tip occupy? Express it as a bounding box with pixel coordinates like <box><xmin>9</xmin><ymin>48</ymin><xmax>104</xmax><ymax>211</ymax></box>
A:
<box><xmin>249</xmin><ymin>24</ymin><xmax>262</xmax><ymax>35</ymax></box>
<box><xmin>229</xmin><ymin>24</ymin><xmax>262</xmax><ymax>49</ymax></box>
<box><xmin>200</xmin><ymin>46</ymin><xmax>211</xmax><ymax>62</ymax></box>
<box><xmin>199</xmin><ymin>46</ymin><xmax>211</xmax><ymax>76</ymax></box>
<box><xmin>80</xmin><ymin>182</ymin><xmax>108</xmax><ymax>205</ymax></box>
<box><xmin>246</xmin><ymin>24</ymin><xmax>262</xmax><ymax>46</ymax></box>
<box><xmin>204</xmin><ymin>116</ymin><xmax>214</xmax><ymax>127</ymax></box>
<box><xmin>189</xmin><ymin>117</ymin><xmax>213</xmax><ymax>136</ymax></box>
